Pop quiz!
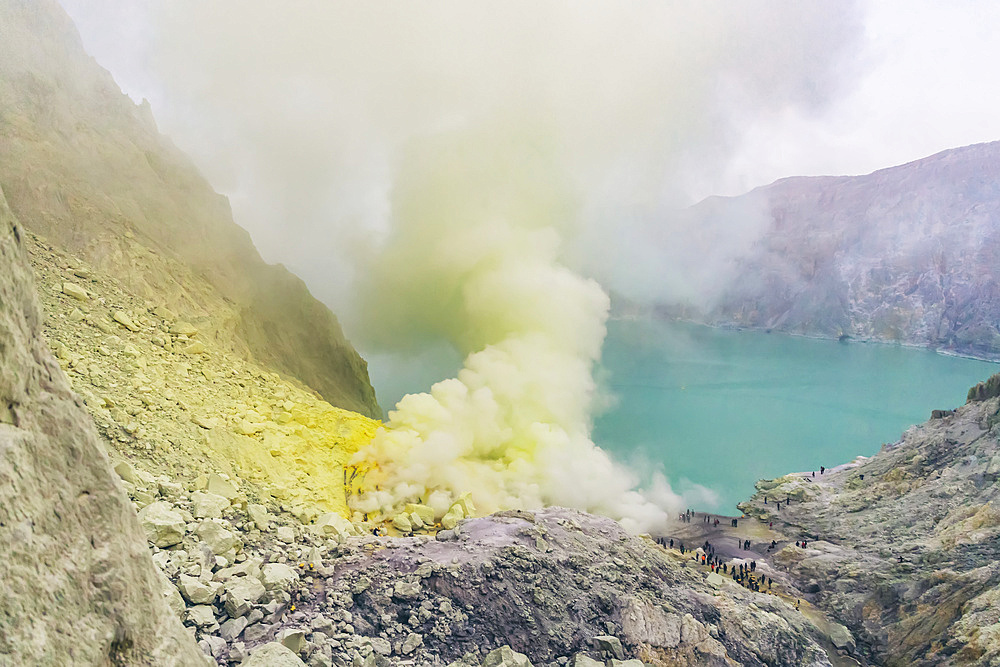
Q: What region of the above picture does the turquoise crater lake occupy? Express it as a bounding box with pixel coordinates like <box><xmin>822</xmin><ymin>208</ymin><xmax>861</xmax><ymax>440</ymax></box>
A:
<box><xmin>593</xmin><ymin>318</ymin><xmax>1000</xmax><ymax>512</ymax></box>
<box><xmin>368</xmin><ymin>316</ymin><xmax>999</xmax><ymax>515</ymax></box>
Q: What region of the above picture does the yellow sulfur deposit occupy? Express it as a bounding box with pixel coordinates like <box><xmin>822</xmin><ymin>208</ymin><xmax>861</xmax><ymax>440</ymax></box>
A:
<box><xmin>205</xmin><ymin>398</ymin><xmax>379</xmax><ymax>516</ymax></box>
<box><xmin>27</xmin><ymin>231</ymin><xmax>380</xmax><ymax>520</ymax></box>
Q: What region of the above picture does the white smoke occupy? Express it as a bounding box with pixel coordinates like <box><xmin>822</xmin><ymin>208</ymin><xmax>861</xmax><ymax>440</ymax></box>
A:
<box><xmin>55</xmin><ymin>1</ymin><xmax>867</xmax><ymax>530</ymax></box>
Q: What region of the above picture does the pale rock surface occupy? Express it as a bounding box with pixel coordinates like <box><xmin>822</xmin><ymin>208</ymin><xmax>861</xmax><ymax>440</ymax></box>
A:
<box><xmin>483</xmin><ymin>646</ymin><xmax>533</xmax><ymax>667</ymax></box>
<box><xmin>0</xmin><ymin>185</ymin><xmax>206</xmax><ymax>664</ymax></box>
<box><xmin>261</xmin><ymin>562</ymin><xmax>300</xmax><ymax>591</ymax></box>
<box><xmin>244</xmin><ymin>641</ymin><xmax>307</xmax><ymax>666</ymax></box>
<box><xmin>191</xmin><ymin>490</ymin><xmax>230</xmax><ymax>519</ymax></box>
<box><xmin>138</xmin><ymin>501</ymin><xmax>187</xmax><ymax>547</ymax></box>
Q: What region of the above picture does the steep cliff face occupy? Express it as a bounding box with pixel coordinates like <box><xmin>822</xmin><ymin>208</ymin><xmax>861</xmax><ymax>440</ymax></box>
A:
<box><xmin>739</xmin><ymin>375</ymin><xmax>1000</xmax><ymax>665</ymax></box>
<box><xmin>0</xmin><ymin>187</ymin><xmax>208</xmax><ymax>666</ymax></box>
<box><xmin>676</xmin><ymin>142</ymin><xmax>1000</xmax><ymax>358</ymax></box>
<box><xmin>0</xmin><ymin>0</ymin><xmax>379</xmax><ymax>418</ymax></box>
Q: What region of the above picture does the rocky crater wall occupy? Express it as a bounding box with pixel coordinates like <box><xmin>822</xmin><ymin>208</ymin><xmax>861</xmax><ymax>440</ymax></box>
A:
<box><xmin>0</xmin><ymin>186</ymin><xmax>207</xmax><ymax>666</ymax></box>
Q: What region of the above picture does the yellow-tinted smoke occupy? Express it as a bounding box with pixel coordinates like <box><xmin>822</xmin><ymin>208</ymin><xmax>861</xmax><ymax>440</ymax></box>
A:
<box><xmin>349</xmin><ymin>126</ymin><xmax>676</xmax><ymax>532</ymax></box>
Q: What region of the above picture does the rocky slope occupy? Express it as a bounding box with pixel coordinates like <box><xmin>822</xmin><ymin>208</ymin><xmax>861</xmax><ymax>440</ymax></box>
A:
<box><xmin>24</xmin><ymin>226</ymin><xmax>379</xmax><ymax>517</ymax></box>
<box><xmin>0</xmin><ymin>0</ymin><xmax>379</xmax><ymax>418</ymax></box>
<box><xmin>664</xmin><ymin>142</ymin><xmax>1000</xmax><ymax>358</ymax></box>
<box><xmin>0</xmin><ymin>186</ymin><xmax>208</xmax><ymax>665</ymax></box>
<box><xmin>739</xmin><ymin>374</ymin><xmax>1000</xmax><ymax>665</ymax></box>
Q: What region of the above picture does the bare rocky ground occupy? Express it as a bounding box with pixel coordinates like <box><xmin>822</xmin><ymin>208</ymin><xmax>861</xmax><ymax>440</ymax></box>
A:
<box><xmin>737</xmin><ymin>378</ymin><xmax>1000</xmax><ymax>666</ymax></box>
<box><xmin>21</xmin><ymin>226</ymin><xmax>851</xmax><ymax>666</ymax></box>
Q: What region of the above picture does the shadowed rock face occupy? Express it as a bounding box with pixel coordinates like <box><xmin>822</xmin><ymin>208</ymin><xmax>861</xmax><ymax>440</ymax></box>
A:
<box><xmin>740</xmin><ymin>374</ymin><xmax>1000</xmax><ymax>666</ymax></box>
<box><xmin>0</xmin><ymin>187</ymin><xmax>206</xmax><ymax>665</ymax></box>
<box><xmin>673</xmin><ymin>142</ymin><xmax>1000</xmax><ymax>359</ymax></box>
<box><xmin>0</xmin><ymin>0</ymin><xmax>379</xmax><ymax>418</ymax></box>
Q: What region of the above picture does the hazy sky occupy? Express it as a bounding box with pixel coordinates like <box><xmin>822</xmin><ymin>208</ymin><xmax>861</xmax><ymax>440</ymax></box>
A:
<box><xmin>60</xmin><ymin>1</ymin><xmax>1000</xmax><ymax>192</ymax></box>
<box><xmin>56</xmin><ymin>1</ymin><xmax>1000</xmax><ymax>344</ymax></box>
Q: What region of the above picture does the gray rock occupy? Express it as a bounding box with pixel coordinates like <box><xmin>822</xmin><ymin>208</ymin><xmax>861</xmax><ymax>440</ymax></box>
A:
<box><xmin>186</xmin><ymin>605</ymin><xmax>218</xmax><ymax>629</ymax></box>
<box><xmin>280</xmin><ymin>628</ymin><xmax>308</xmax><ymax>654</ymax></box>
<box><xmin>262</xmin><ymin>562</ymin><xmax>300</xmax><ymax>591</ymax></box>
<box><xmin>199</xmin><ymin>635</ymin><xmax>228</xmax><ymax>660</ymax></box>
<box><xmin>401</xmin><ymin>632</ymin><xmax>423</xmax><ymax>655</ymax></box>
<box><xmin>244</xmin><ymin>641</ymin><xmax>307</xmax><ymax>666</ymax></box>
<box><xmin>229</xmin><ymin>642</ymin><xmax>248</xmax><ymax>663</ymax></box>
<box><xmin>393</xmin><ymin>580</ymin><xmax>421</xmax><ymax>600</ymax></box>
<box><xmin>206</xmin><ymin>473</ymin><xmax>238</xmax><ymax>499</ymax></box>
<box><xmin>114</xmin><ymin>460</ymin><xmax>137</xmax><ymax>484</ymax></box>
<box><xmin>220</xmin><ymin>615</ymin><xmax>249</xmax><ymax>642</ymax></box>
<box><xmin>61</xmin><ymin>281</ymin><xmax>89</xmax><ymax>300</ymax></box>
<box><xmin>572</xmin><ymin>656</ymin><xmax>604</xmax><ymax>667</ymax></box>
<box><xmin>369</xmin><ymin>637</ymin><xmax>392</xmax><ymax>656</ymax></box>
<box><xmin>195</xmin><ymin>518</ymin><xmax>241</xmax><ymax>555</ymax></box>
<box><xmin>224</xmin><ymin>577</ymin><xmax>266</xmax><ymax>617</ymax></box>
<box><xmin>0</xmin><ymin>187</ymin><xmax>205</xmax><ymax>666</ymax></box>
<box><xmin>482</xmin><ymin>646</ymin><xmax>533</xmax><ymax>667</ymax></box>
<box><xmin>243</xmin><ymin>622</ymin><xmax>271</xmax><ymax>643</ymax></box>
<box><xmin>593</xmin><ymin>636</ymin><xmax>625</xmax><ymax>660</ymax></box>
<box><xmin>191</xmin><ymin>491</ymin><xmax>230</xmax><ymax>519</ymax></box>
<box><xmin>138</xmin><ymin>501</ymin><xmax>187</xmax><ymax>547</ymax></box>
<box><xmin>177</xmin><ymin>574</ymin><xmax>218</xmax><ymax>605</ymax></box>
<box><xmin>248</xmin><ymin>503</ymin><xmax>271</xmax><ymax>530</ymax></box>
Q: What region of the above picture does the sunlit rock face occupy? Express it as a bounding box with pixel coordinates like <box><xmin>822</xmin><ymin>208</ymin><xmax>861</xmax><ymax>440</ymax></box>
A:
<box><xmin>0</xmin><ymin>187</ymin><xmax>207</xmax><ymax>666</ymax></box>
<box><xmin>0</xmin><ymin>0</ymin><xmax>379</xmax><ymax>419</ymax></box>
<box><xmin>675</xmin><ymin>141</ymin><xmax>1000</xmax><ymax>358</ymax></box>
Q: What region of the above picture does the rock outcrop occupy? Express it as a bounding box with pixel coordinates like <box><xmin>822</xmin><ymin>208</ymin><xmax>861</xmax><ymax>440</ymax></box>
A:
<box><xmin>739</xmin><ymin>373</ymin><xmax>1000</xmax><ymax>665</ymax></box>
<box><xmin>0</xmin><ymin>186</ymin><xmax>207</xmax><ymax>665</ymax></box>
<box><xmin>0</xmin><ymin>0</ymin><xmax>379</xmax><ymax>418</ymax></box>
<box><xmin>661</xmin><ymin>142</ymin><xmax>1000</xmax><ymax>359</ymax></box>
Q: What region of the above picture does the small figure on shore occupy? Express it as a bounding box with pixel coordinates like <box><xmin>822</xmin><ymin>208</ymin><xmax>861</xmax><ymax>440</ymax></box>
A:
<box><xmin>764</xmin><ymin>497</ymin><xmax>768</xmax><ymax>504</ymax></box>
<box><xmin>669</xmin><ymin>538</ymin><xmax>674</xmax><ymax>548</ymax></box>
<box><xmin>860</xmin><ymin>474</ymin><xmax>865</xmax><ymax>481</ymax></box>
<box><xmin>776</xmin><ymin>501</ymin><xmax>781</xmax><ymax>511</ymax></box>
<box><xmin>812</xmin><ymin>471</ymin><xmax>815</xmax><ymax>477</ymax></box>
<box><xmin>820</xmin><ymin>466</ymin><xmax>826</xmax><ymax>474</ymax></box>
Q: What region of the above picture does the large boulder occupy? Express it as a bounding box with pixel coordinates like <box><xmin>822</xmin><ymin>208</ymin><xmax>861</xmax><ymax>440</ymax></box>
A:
<box><xmin>0</xmin><ymin>185</ymin><xmax>206</xmax><ymax>664</ymax></box>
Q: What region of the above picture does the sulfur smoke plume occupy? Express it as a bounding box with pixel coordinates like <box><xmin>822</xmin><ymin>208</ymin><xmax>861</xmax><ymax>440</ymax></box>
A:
<box><xmin>347</xmin><ymin>128</ymin><xmax>674</xmax><ymax>532</ymax></box>
<box><xmin>58</xmin><ymin>1</ymin><xmax>866</xmax><ymax>530</ymax></box>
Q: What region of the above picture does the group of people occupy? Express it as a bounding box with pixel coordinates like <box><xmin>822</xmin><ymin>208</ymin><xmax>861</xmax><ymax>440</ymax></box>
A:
<box><xmin>677</xmin><ymin>509</ymin><xmax>738</xmax><ymax>528</ymax></box>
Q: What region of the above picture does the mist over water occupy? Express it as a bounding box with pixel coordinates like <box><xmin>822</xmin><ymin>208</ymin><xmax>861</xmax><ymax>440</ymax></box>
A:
<box><xmin>594</xmin><ymin>318</ymin><xmax>1000</xmax><ymax>512</ymax></box>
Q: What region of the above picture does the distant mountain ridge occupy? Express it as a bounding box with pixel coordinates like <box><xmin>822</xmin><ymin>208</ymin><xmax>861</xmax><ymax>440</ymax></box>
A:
<box><xmin>671</xmin><ymin>141</ymin><xmax>1000</xmax><ymax>358</ymax></box>
<box><xmin>0</xmin><ymin>0</ymin><xmax>379</xmax><ymax>417</ymax></box>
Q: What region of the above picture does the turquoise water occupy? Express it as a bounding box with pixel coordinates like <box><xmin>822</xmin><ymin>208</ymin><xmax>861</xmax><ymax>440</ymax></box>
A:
<box><xmin>370</xmin><ymin>317</ymin><xmax>999</xmax><ymax>514</ymax></box>
<box><xmin>593</xmin><ymin>318</ymin><xmax>999</xmax><ymax>512</ymax></box>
